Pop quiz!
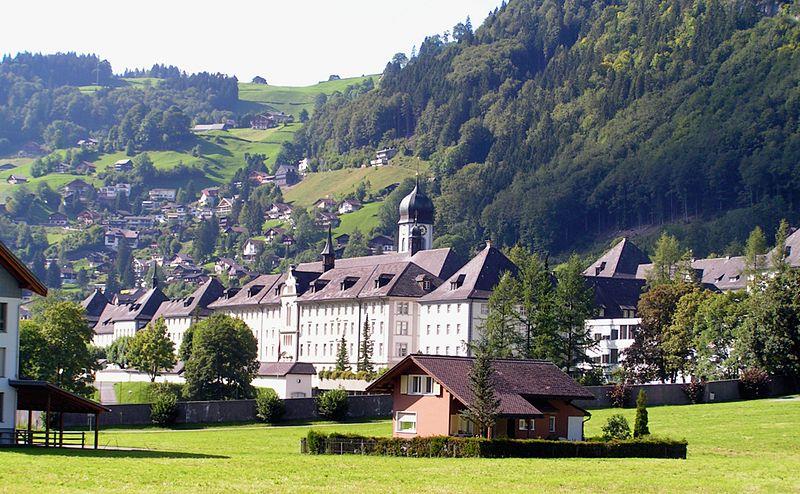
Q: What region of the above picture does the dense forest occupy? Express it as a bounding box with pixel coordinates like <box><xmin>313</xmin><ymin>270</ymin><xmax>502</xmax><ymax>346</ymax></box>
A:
<box><xmin>298</xmin><ymin>0</ymin><xmax>800</xmax><ymax>256</ymax></box>
<box><xmin>0</xmin><ymin>53</ymin><xmax>238</xmax><ymax>154</ymax></box>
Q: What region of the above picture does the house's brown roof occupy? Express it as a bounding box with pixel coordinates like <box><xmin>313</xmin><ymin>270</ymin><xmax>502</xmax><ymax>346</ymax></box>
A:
<box><xmin>367</xmin><ymin>355</ymin><xmax>594</xmax><ymax>416</ymax></box>
<box><xmin>584</xmin><ymin>238</ymin><xmax>650</xmax><ymax>279</ymax></box>
<box><xmin>0</xmin><ymin>239</ymin><xmax>47</xmax><ymax>296</ymax></box>
<box><xmin>258</xmin><ymin>361</ymin><xmax>317</xmax><ymax>376</ymax></box>
<box><xmin>419</xmin><ymin>243</ymin><xmax>516</xmax><ymax>302</ymax></box>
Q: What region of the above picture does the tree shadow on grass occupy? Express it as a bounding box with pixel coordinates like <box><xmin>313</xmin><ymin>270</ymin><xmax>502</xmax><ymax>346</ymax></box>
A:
<box><xmin>11</xmin><ymin>446</ymin><xmax>228</xmax><ymax>460</ymax></box>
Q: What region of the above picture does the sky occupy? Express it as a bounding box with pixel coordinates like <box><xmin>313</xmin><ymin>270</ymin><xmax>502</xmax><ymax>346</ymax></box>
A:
<box><xmin>1</xmin><ymin>0</ymin><xmax>503</xmax><ymax>86</ymax></box>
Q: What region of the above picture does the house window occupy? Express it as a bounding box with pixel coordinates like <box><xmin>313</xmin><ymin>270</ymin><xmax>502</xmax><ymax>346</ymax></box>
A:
<box><xmin>283</xmin><ymin>334</ymin><xmax>293</xmax><ymax>347</ymax></box>
<box><xmin>549</xmin><ymin>416</ymin><xmax>556</xmax><ymax>433</ymax></box>
<box><xmin>457</xmin><ymin>416</ymin><xmax>474</xmax><ymax>435</ymax></box>
<box><xmin>396</xmin><ymin>321</ymin><xmax>409</xmax><ymax>335</ymax></box>
<box><xmin>610</xmin><ymin>349</ymin><xmax>619</xmax><ymax>364</ymax></box>
<box><xmin>396</xmin><ymin>343</ymin><xmax>408</xmax><ymax>357</ymax></box>
<box><xmin>409</xmin><ymin>375</ymin><xmax>435</xmax><ymax>395</ymax></box>
<box><xmin>0</xmin><ymin>392</ymin><xmax>3</xmax><ymax>422</ymax></box>
<box><xmin>529</xmin><ymin>419</ymin><xmax>536</xmax><ymax>431</ymax></box>
<box><xmin>0</xmin><ymin>347</ymin><xmax>5</xmax><ymax>378</ymax></box>
<box><xmin>396</xmin><ymin>412</ymin><xmax>417</xmax><ymax>433</ymax></box>
<box><xmin>0</xmin><ymin>303</ymin><xmax>6</xmax><ymax>332</ymax></box>
<box><xmin>426</xmin><ymin>325</ymin><xmax>430</xmax><ymax>335</ymax></box>
<box><xmin>518</xmin><ymin>419</ymin><xmax>527</xmax><ymax>431</ymax></box>
<box><xmin>610</xmin><ymin>329</ymin><xmax>619</xmax><ymax>340</ymax></box>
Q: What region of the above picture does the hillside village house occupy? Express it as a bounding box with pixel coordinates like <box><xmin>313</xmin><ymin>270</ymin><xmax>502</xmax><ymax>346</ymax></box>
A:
<box><xmin>113</xmin><ymin>159</ymin><xmax>133</xmax><ymax>172</ymax></box>
<box><xmin>243</xmin><ymin>238</ymin><xmax>266</xmax><ymax>260</ymax></box>
<box><xmin>366</xmin><ymin>355</ymin><xmax>594</xmax><ymax>440</ymax></box>
<box><xmin>104</xmin><ymin>228</ymin><xmax>139</xmax><ymax>250</ymax></box>
<box><xmin>198</xmin><ymin>187</ymin><xmax>219</xmax><ymax>207</ymax></box>
<box><xmin>148</xmin><ymin>188</ymin><xmax>177</xmax><ymax>202</ymax></box>
<box><xmin>6</xmin><ymin>175</ymin><xmax>27</xmax><ymax>185</ymax></box>
<box><xmin>338</xmin><ymin>199</ymin><xmax>362</xmax><ymax>215</ymax></box>
<box><xmin>370</xmin><ymin>148</ymin><xmax>397</xmax><ymax>166</ymax></box>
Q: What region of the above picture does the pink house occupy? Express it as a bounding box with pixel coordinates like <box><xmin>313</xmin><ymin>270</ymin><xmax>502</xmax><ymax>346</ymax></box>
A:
<box><xmin>366</xmin><ymin>354</ymin><xmax>594</xmax><ymax>440</ymax></box>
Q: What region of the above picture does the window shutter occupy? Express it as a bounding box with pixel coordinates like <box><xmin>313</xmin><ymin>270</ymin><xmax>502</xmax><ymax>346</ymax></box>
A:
<box><xmin>400</xmin><ymin>375</ymin><xmax>408</xmax><ymax>394</ymax></box>
<box><xmin>432</xmin><ymin>381</ymin><xmax>441</xmax><ymax>396</ymax></box>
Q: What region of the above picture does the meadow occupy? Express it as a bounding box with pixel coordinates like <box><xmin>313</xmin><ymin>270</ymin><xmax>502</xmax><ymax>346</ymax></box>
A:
<box><xmin>0</xmin><ymin>397</ymin><xmax>797</xmax><ymax>493</ymax></box>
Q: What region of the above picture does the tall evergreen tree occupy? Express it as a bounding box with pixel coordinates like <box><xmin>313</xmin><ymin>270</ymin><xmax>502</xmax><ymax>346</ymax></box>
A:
<box><xmin>45</xmin><ymin>259</ymin><xmax>62</xmax><ymax>288</ymax></box>
<box><xmin>744</xmin><ymin>226</ymin><xmax>768</xmax><ymax>281</ymax></box>
<box><xmin>633</xmin><ymin>390</ymin><xmax>650</xmax><ymax>437</ymax></box>
<box><xmin>553</xmin><ymin>255</ymin><xmax>596</xmax><ymax>374</ymax></box>
<box><xmin>484</xmin><ymin>272</ymin><xmax>523</xmax><ymax>358</ymax></box>
<box><xmin>460</xmin><ymin>337</ymin><xmax>500</xmax><ymax>438</ymax></box>
<box><xmin>335</xmin><ymin>334</ymin><xmax>350</xmax><ymax>372</ymax></box>
<box><xmin>357</xmin><ymin>319</ymin><xmax>374</xmax><ymax>374</ymax></box>
<box><xmin>770</xmin><ymin>219</ymin><xmax>790</xmax><ymax>272</ymax></box>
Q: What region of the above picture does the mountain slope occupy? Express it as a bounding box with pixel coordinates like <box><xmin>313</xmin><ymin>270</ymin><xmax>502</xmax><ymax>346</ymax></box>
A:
<box><xmin>298</xmin><ymin>0</ymin><xmax>800</xmax><ymax>256</ymax></box>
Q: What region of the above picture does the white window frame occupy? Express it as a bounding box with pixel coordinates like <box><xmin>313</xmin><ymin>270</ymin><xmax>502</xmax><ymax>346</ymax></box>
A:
<box><xmin>0</xmin><ymin>303</ymin><xmax>6</xmax><ymax>333</ymax></box>
<box><xmin>408</xmin><ymin>375</ymin><xmax>435</xmax><ymax>395</ymax></box>
<box><xmin>396</xmin><ymin>411</ymin><xmax>417</xmax><ymax>434</ymax></box>
<box><xmin>549</xmin><ymin>416</ymin><xmax>556</xmax><ymax>433</ymax></box>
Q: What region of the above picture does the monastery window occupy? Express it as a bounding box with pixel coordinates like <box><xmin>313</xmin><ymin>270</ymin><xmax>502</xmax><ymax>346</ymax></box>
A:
<box><xmin>396</xmin><ymin>321</ymin><xmax>409</xmax><ymax>335</ymax></box>
<box><xmin>425</xmin><ymin>346</ymin><xmax>430</xmax><ymax>353</ymax></box>
<box><xmin>436</xmin><ymin>305</ymin><xmax>440</xmax><ymax>314</ymax></box>
<box><xmin>436</xmin><ymin>325</ymin><xmax>440</xmax><ymax>335</ymax></box>
<box><xmin>299</xmin><ymin>345</ymin><xmax>303</xmax><ymax>357</ymax></box>
<box><xmin>445</xmin><ymin>346</ymin><xmax>450</xmax><ymax>355</ymax></box>
<box><xmin>446</xmin><ymin>304</ymin><xmax>450</xmax><ymax>313</ymax></box>
<box><xmin>456</xmin><ymin>324</ymin><xmax>461</xmax><ymax>334</ymax></box>
<box><xmin>349</xmin><ymin>343</ymin><xmax>354</xmax><ymax>355</ymax></box>
<box><xmin>380</xmin><ymin>321</ymin><xmax>384</xmax><ymax>334</ymax></box>
<box><xmin>426</xmin><ymin>306</ymin><xmax>431</xmax><ymax>314</ymax></box>
<box><xmin>446</xmin><ymin>324</ymin><xmax>450</xmax><ymax>335</ymax></box>
<box><xmin>435</xmin><ymin>346</ymin><xmax>440</xmax><ymax>355</ymax></box>
<box><xmin>456</xmin><ymin>304</ymin><xmax>461</xmax><ymax>313</ymax></box>
<box><xmin>426</xmin><ymin>325</ymin><xmax>431</xmax><ymax>335</ymax></box>
<box><xmin>396</xmin><ymin>343</ymin><xmax>408</xmax><ymax>357</ymax></box>
<box><xmin>379</xmin><ymin>343</ymin><xmax>384</xmax><ymax>356</ymax></box>
<box><xmin>323</xmin><ymin>344</ymin><xmax>327</xmax><ymax>356</ymax></box>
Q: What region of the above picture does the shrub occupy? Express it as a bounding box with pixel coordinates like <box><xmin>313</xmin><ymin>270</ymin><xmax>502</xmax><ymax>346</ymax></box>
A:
<box><xmin>150</xmin><ymin>385</ymin><xmax>178</xmax><ymax>427</ymax></box>
<box><xmin>682</xmin><ymin>381</ymin><xmax>705</xmax><ymax>404</ymax></box>
<box><xmin>255</xmin><ymin>388</ymin><xmax>285</xmax><ymax>423</ymax></box>
<box><xmin>303</xmin><ymin>431</ymin><xmax>687</xmax><ymax>459</ymax></box>
<box><xmin>578</xmin><ymin>367</ymin><xmax>604</xmax><ymax>386</ymax></box>
<box><xmin>608</xmin><ymin>383</ymin><xmax>631</xmax><ymax>408</ymax></box>
<box><xmin>633</xmin><ymin>390</ymin><xmax>650</xmax><ymax>438</ymax></box>
<box><xmin>602</xmin><ymin>414</ymin><xmax>632</xmax><ymax>441</ymax></box>
<box><xmin>315</xmin><ymin>388</ymin><xmax>349</xmax><ymax>421</ymax></box>
<box><xmin>739</xmin><ymin>367</ymin><xmax>770</xmax><ymax>399</ymax></box>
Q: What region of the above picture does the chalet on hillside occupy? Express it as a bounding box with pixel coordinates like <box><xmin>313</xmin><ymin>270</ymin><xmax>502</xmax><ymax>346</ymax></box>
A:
<box><xmin>47</xmin><ymin>212</ymin><xmax>68</xmax><ymax>227</ymax></box>
<box><xmin>6</xmin><ymin>175</ymin><xmax>27</xmax><ymax>185</ymax></box>
<box><xmin>338</xmin><ymin>199</ymin><xmax>362</xmax><ymax>214</ymax></box>
<box><xmin>114</xmin><ymin>159</ymin><xmax>133</xmax><ymax>172</ymax></box>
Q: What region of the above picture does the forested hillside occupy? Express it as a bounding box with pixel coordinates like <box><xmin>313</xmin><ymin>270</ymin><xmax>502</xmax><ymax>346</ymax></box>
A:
<box><xmin>298</xmin><ymin>0</ymin><xmax>800</xmax><ymax>256</ymax></box>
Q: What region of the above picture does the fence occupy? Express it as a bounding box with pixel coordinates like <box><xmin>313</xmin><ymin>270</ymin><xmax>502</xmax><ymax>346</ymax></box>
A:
<box><xmin>574</xmin><ymin>376</ymin><xmax>798</xmax><ymax>409</ymax></box>
<box><xmin>15</xmin><ymin>430</ymin><xmax>87</xmax><ymax>448</ymax></box>
<box><xmin>63</xmin><ymin>394</ymin><xmax>392</xmax><ymax>428</ymax></box>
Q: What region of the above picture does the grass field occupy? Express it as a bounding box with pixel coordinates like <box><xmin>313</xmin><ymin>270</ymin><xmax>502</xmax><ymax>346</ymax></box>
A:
<box><xmin>237</xmin><ymin>75</ymin><xmax>379</xmax><ymax>117</ymax></box>
<box><xmin>334</xmin><ymin>201</ymin><xmax>382</xmax><ymax>235</ymax></box>
<box><xmin>0</xmin><ymin>397</ymin><xmax>797</xmax><ymax>493</ymax></box>
<box><xmin>284</xmin><ymin>161</ymin><xmax>425</xmax><ymax>208</ymax></box>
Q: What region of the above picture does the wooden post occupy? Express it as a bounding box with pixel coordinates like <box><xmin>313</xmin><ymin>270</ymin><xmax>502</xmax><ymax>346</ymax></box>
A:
<box><xmin>58</xmin><ymin>413</ymin><xmax>64</xmax><ymax>447</ymax></box>
<box><xmin>93</xmin><ymin>413</ymin><xmax>99</xmax><ymax>450</ymax></box>
<box><xmin>26</xmin><ymin>409</ymin><xmax>32</xmax><ymax>445</ymax></box>
<box><xmin>45</xmin><ymin>393</ymin><xmax>51</xmax><ymax>447</ymax></box>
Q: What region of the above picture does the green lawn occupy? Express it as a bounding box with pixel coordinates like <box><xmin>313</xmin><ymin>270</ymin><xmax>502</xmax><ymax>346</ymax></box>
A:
<box><xmin>0</xmin><ymin>397</ymin><xmax>797</xmax><ymax>493</ymax></box>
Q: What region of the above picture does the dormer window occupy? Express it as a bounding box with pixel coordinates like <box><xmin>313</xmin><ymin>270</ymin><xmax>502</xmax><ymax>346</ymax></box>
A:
<box><xmin>183</xmin><ymin>297</ymin><xmax>195</xmax><ymax>307</ymax></box>
<box><xmin>374</xmin><ymin>273</ymin><xmax>394</xmax><ymax>289</ymax></box>
<box><xmin>340</xmin><ymin>277</ymin><xmax>358</xmax><ymax>291</ymax></box>
<box><xmin>248</xmin><ymin>285</ymin><xmax>264</xmax><ymax>297</ymax></box>
<box><xmin>450</xmin><ymin>274</ymin><xmax>466</xmax><ymax>290</ymax></box>
<box><xmin>595</xmin><ymin>261</ymin><xmax>607</xmax><ymax>276</ymax></box>
<box><xmin>274</xmin><ymin>283</ymin><xmax>284</xmax><ymax>296</ymax></box>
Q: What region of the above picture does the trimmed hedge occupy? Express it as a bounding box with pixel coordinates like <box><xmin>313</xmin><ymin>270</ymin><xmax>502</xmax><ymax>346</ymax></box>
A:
<box><xmin>304</xmin><ymin>430</ymin><xmax>687</xmax><ymax>459</ymax></box>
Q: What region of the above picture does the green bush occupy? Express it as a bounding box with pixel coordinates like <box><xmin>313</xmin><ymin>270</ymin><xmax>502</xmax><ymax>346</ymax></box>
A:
<box><xmin>602</xmin><ymin>414</ymin><xmax>632</xmax><ymax>441</ymax></box>
<box><xmin>150</xmin><ymin>385</ymin><xmax>178</xmax><ymax>427</ymax></box>
<box><xmin>255</xmin><ymin>388</ymin><xmax>285</xmax><ymax>423</ymax></box>
<box><xmin>608</xmin><ymin>383</ymin><xmax>631</xmax><ymax>408</ymax></box>
<box><xmin>303</xmin><ymin>431</ymin><xmax>687</xmax><ymax>459</ymax></box>
<box><xmin>315</xmin><ymin>388</ymin><xmax>349</xmax><ymax>421</ymax></box>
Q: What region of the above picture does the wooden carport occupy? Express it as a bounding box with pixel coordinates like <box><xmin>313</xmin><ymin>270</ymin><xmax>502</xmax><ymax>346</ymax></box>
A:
<box><xmin>10</xmin><ymin>380</ymin><xmax>110</xmax><ymax>449</ymax></box>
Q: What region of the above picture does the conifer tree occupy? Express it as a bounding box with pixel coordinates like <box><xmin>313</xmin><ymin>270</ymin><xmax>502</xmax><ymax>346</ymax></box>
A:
<box><xmin>744</xmin><ymin>226</ymin><xmax>767</xmax><ymax>281</ymax></box>
<box><xmin>460</xmin><ymin>337</ymin><xmax>500</xmax><ymax>438</ymax></box>
<box><xmin>335</xmin><ymin>333</ymin><xmax>350</xmax><ymax>372</ymax></box>
<box><xmin>357</xmin><ymin>319</ymin><xmax>374</xmax><ymax>374</ymax></box>
<box><xmin>633</xmin><ymin>389</ymin><xmax>650</xmax><ymax>437</ymax></box>
<box><xmin>771</xmin><ymin>219</ymin><xmax>790</xmax><ymax>272</ymax></box>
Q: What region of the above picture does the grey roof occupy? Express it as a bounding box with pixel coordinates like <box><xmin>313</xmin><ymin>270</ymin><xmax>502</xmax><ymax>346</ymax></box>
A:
<box><xmin>584</xmin><ymin>238</ymin><xmax>650</xmax><ymax>279</ymax></box>
<box><xmin>208</xmin><ymin>274</ymin><xmax>284</xmax><ymax>309</ymax></box>
<box><xmin>93</xmin><ymin>286</ymin><xmax>168</xmax><ymax>333</ymax></box>
<box><xmin>298</xmin><ymin>247</ymin><xmax>459</xmax><ymax>280</ymax></box>
<box><xmin>81</xmin><ymin>289</ymin><xmax>109</xmax><ymax>319</ymax></box>
<box><xmin>585</xmin><ymin>276</ymin><xmax>646</xmax><ymax>319</ymax></box>
<box><xmin>152</xmin><ymin>278</ymin><xmax>225</xmax><ymax>319</ymax></box>
<box><xmin>419</xmin><ymin>243</ymin><xmax>517</xmax><ymax>302</ymax></box>
<box><xmin>258</xmin><ymin>362</ymin><xmax>317</xmax><ymax>376</ymax></box>
<box><xmin>636</xmin><ymin>256</ymin><xmax>747</xmax><ymax>291</ymax></box>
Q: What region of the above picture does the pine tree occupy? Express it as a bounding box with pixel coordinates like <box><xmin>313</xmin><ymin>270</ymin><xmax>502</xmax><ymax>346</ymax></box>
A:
<box><xmin>484</xmin><ymin>272</ymin><xmax>522</xmax><ymax>358</ymax></box>
<box><xmin>460</xmin><ymin>337</ymin><xmax>500</xmax><ymax>438</ymax></box>
<box><xmin>771</xmin><ymin>219</ymin><xmax>790</xmax><ymax>272</ymax></box>
<box><xmin>357</xmin><ymin>319</ymin><xmax>374</xmax><ymax>374</ymax></box>
<box><xmin>744</xmin><ymin>226</ymin><xmax>767</xmax><ymax>281</ymax></box>
<box><xmin>335</xmin><ymin>333</ymin><xmax>350</xmax><ymax>372</ymax></box>
<box><xmin>46</xmin><ymin>260</ymin><xmax>62</xmax><ymax>288</ymax></box>
<box><xmin>633</xmin><ymin>389</ymin><xmax>650</xmax><ymax>437</ymax></box>
<box><xmin>553</xmin><ymin>255</ymin><xmax>596</xmax><ymax>374</ymax></box>
<box><xmin>31</xmin><ymin>251</ymin><xmax>47</xmax><ymax>281</ymax></box>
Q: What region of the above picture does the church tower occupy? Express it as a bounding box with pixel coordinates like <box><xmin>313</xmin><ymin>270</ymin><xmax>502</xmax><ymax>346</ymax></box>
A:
<box><xmin>397</xmin><ymin>178</ymin><xmax>434</xmax><ymax>254</ymax></box>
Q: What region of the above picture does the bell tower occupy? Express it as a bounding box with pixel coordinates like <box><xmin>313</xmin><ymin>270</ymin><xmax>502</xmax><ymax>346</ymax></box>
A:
<box><xmin>397</xmin><ymin>177</ymin><xmax>434</xmax><ymax>254</ymax></box>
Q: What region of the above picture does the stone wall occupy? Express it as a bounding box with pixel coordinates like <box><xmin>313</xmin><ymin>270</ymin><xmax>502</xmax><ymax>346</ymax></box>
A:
<box><xmin>64</xmin><ymin>394</ymin><xmax>392</xmax><ymax>428</ymax></box>
<box><xmin>574</xmin><ymin>377</ymin><xmax>796</xmax><ymax>409</ymax></box>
